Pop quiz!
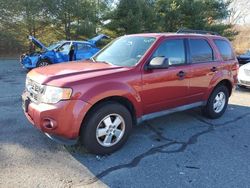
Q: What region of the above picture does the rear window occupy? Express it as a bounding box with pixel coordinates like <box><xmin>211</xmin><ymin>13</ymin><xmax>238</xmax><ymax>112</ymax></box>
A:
<box><xmin>77</xmin><ymin>43</ymin><xmax>92</xmax><ymax>51</ymax></box>
<box><xmin>214</xmin><ymin>39</ymin><xmax>234</xmax><ymax>61</ymax></box>
<box><xmin>189</xmin><ymin>39</ymin><xmax>214</xmax><ymax>63</ymax></box>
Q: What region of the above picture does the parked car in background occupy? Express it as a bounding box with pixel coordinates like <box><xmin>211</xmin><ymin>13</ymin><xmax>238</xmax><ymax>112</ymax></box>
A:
<box><xmin>22</xmin><ymin>30</ymin><xmax>238</xmax><ymax>154</ymax></box>
<box><xmin>238</xmin><ymin>62</ymin><xmax>250</xmax><ymax>88</ymax></box>
<box><xmin>237</xmin><ymin>50</ymin><xmax>250</xmax><ymax>65</ymax></box>
<box><xmin>20</xmin><ymin>34</ymin><xmax>108</xmax><ymax>69</ymax></box>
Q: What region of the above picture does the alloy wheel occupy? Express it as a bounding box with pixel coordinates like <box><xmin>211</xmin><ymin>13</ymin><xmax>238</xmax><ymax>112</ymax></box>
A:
<box><xmin>213</xmin><ymin>91</ymin><xmax>226</xmax><ymax>113</ymax></box>
<box><xmin>96</xmin><ymin>113</ymin><xmax>125</xmax><ymax>147</ymax></box>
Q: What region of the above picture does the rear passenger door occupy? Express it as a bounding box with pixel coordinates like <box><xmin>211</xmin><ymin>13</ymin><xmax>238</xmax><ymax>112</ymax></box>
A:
<box><xmin>187</xmin><ymin>38</ymin><xmax>220</xmax><ymax>102</ymax></box>
<box><xmin>75</xmin><ymin>43</ymin><xmax>95</xmax><ymax>60</ymax></box>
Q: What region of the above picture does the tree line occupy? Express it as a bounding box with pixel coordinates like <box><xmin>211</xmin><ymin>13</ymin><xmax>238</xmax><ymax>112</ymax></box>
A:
<box><xmin>0</xmin><ymin>0</ymin><xmax>237</xmax><ymax>55</ymax></box>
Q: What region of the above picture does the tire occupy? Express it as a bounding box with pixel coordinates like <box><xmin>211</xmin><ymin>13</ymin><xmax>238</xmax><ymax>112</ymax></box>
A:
<box><xmin>80</xmin><ymin>102</ymin><xmax>133</xmax><ymax>154</ymax></box>
<box><xmin>36</xmin><ymin>59</ymin><xmax>50</xmax><ymax>67</ymax></box>
<box><xmin>202</xmin><ymin>85</ymin><xmax>229</xmax><ymax>119</ymax></box>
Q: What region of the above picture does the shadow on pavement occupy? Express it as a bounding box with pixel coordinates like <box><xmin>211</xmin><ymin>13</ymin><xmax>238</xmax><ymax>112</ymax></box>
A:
<box><xmin>66</xmin><ymin>103</ymin><xmax>250</xmax><ymax>187</ymax></box>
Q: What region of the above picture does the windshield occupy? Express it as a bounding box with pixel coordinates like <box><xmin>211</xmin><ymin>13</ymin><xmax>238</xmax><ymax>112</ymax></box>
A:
<box><xmin>93</xmin><ymin>36</ymin><xmax>156</xmax><ymax>67</ymax></box>
<box><xmin>47</xmin><ymin>41</ymin><xmax>64</xmax><ymax>51</ymax></box>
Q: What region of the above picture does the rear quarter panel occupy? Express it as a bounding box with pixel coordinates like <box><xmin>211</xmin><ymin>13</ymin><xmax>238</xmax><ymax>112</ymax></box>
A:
<box><xmin>203</xmin><ymin>36</ymin><xmax>238</xmax><ymax>100</ymax></box>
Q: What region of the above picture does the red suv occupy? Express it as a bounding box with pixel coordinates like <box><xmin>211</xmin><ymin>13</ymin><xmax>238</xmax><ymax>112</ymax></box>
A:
<box><xmin>22</xmin><ymin>30</ymin><xmax>238</xmax><ymax>154</ymax></box>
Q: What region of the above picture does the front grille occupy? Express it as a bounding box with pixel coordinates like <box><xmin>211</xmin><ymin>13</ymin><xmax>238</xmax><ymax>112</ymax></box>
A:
<box><xmin>244</xmin><ymin>69</ymin><xmax>250</xmax><ymax>76</ymax></box>
<box><xmin>26</xmin><ymin>78</ymin><xmax>43</xmax><ymax>103</ymax></box>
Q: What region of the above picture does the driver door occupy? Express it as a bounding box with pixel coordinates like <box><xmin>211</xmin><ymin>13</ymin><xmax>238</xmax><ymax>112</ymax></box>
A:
<box><xmin>141</xmin><ymin>38</ymin><xmax>191</xmax><ymax>114</ymax></box>
<box><xmin>55</xmin><ymin>42</ymin><xmax>71</xmax><ymax>63</ymax></box>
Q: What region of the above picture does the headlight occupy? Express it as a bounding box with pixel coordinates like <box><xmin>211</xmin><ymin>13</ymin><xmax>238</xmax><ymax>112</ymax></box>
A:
<box><xmin>40</xmin><ymin>85</ymin><xmax>72</xmax><ymax>104</ymax></box>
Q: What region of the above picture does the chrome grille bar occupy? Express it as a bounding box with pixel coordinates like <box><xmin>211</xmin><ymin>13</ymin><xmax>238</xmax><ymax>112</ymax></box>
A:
<box><xmin>26</xmin><ymin>78</ymin><xmax>42</xmax><ymax>103</ymax></box>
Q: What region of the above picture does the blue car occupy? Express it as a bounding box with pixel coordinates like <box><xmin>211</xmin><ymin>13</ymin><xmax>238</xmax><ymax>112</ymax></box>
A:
<box><xmin>20</xmin><ymin>34</ymin><xmax>108</xmax><ymax>69</ymax></box>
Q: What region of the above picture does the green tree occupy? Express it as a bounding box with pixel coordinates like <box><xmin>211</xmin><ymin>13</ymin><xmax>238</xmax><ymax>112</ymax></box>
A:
<box><xmin>107</xmin><ymin>0</ymin><xmax>235</xmax><ymax>38</ymax></box>
<box><xmin>155</xmin><ymin>0</ymin><xmax>234</xmax><ymax>37</ymax></box>
<box><xmin>0</xmin><ymin>0</ymin><xmax>238</xmax><ymax>55</ymax></box>
<box><xmin>44</xmin><ymin>0</ymin><xmax>111</xmax><ymax>40</ymax></box>
<box><xmin>155</xmin><ymin>0</ymin><xmax>183</xmax><ymax>32</ymax></box>
<box><xmin>0</xmin><ymin>0</ymin><xmax>112</xmax><ymax>54</ymax></box>
<box><xmin>0</xmin><ymin>0</ymin><xmax>47</xmax><ymax>53</ymax></box>
<box><xmin>106</xmin><ymin>0</ymin><xmax>156</xmax><ymax>34</ymax></box>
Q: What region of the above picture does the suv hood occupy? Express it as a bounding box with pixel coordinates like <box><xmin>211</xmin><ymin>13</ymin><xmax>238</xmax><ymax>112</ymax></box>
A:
<box><xmin>28</xmin><ymin>61</ymin><xmax>126</xmax><ymax>86</ymax></box>
<box><xmin>28</xmin><ymin>36</ymin><xmax>48</xmax><ymax>51</ymax></box>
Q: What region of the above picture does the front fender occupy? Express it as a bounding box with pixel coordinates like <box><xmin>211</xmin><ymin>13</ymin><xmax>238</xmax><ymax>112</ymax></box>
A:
<box><xmin>75</xmin><ymin>82</ymin><xmax>143</xmax><ymax>117</ymax></box>
<box><xmin>41</xmin><ymin>52</ymin><xmax>54</xmax><ymax>63</ymax></box>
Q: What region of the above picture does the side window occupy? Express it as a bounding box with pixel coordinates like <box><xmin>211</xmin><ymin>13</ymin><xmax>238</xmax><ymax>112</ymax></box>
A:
<box><xmin>58</xmin><ymin>43</ymin><xmax>71</xmax><ymax>53</ymax></box>
<box><xmin>152</xmin><ymin>39</ymin><xmax>185</xmax><ymax>65</ymax></box>
<box><xmin>214</xmin><ymin>39</ymin><xmax>235</xmax><ymax>61</ymax></box>
<box><xmin>189</xmin><ymin>39</ymin><xmax>214</xmax><ymax>63</ymax></box>
<box><xmin>77</xmin><ymin>43</ymin><xmax>92</xmax><ymax>51</ymax></box>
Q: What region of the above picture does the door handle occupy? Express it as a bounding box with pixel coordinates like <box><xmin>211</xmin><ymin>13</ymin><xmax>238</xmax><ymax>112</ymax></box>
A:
<box><xmin>211</xmin><ymin>66</ymin><xmax>217</xmax><ymax>72</ymax></box>
<box><xmin>177</xmin><ymin>71</ymin><xmax>186</xmax><ymax>78</ymax></box>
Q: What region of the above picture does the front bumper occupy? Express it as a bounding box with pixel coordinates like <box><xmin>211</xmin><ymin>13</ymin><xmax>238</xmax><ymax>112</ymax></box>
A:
<box><xmin>22</xmin><ymin>91</ymin><xmax>92</xmax><ymax>140</ymax></box>
<box><xmin>238</xmin><ymin>79</ymin><xmax>250</xmax><ymax>87</ymax></box>
<box><xmin>20</xmin><ymin>55</ymin><xmax>38</xmax><ymax>69</ymax></box>
<box><xmin>238</xmin><ymin>74</ymin><xmax>250</xmax><ymax>87</ymax></box>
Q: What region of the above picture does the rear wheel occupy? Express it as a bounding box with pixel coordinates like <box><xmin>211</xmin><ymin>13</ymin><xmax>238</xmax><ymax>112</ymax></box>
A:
<box><xmin>202</xmin><ymin>85</ymin><xmax>229</xmax><ymax>119</ymax></box>
<box><xmin>80</xmin><ymin>102</ymin><xmax>133</xmax><ymax>154</ymax></box>
<box><xmin>37</xmin><ymin>59</ymin><xmax>50</xmax><ymax>67</ymax></box>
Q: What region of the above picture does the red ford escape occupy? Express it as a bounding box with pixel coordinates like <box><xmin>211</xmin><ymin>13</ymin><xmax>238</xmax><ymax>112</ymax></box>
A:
<box><xmin>22</xmin><ymin>29</ymin><xmax>238</xmax><ymax>154</ymax></box>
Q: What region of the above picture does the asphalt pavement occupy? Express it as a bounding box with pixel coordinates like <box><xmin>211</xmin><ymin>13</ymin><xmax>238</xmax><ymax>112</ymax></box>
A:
<box><xmin>0</xmin><ymin>59</ymin><xmax>250</xmax><ymax>188</ymax></box>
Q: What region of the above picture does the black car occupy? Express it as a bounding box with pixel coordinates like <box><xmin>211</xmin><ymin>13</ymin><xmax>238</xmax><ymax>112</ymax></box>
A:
<box><xmin>237</xmin><ymin>50</ymin><xmax>250</xmax><ymax>65</ymax></box>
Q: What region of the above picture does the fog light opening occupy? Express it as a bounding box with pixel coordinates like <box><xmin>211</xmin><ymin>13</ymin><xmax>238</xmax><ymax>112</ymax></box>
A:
<box><xmin>43</xmin><ymin>118</ymin><xmax>57</xmax><ymax>130</ymax></box>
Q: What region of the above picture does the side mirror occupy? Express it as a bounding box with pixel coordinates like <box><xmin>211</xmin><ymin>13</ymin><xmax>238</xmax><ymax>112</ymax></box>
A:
<box><xmin>146</xmin><ymin>57</ymin><xmax>169</xmax><ymax>70</ymax></box>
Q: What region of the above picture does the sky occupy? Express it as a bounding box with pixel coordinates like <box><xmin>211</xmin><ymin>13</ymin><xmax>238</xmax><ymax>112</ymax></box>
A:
<box><xmin>228</xmin><ymin>0</ymin><xmax>250</xmax><ymax>25</ymax></box>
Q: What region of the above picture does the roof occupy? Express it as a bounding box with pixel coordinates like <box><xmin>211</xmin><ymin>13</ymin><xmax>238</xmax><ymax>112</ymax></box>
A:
<box><xmin>59</xmin><ymin>40</ymin><xmax>92</xmax><ymax>44</ymax></box>
<box><xmin>125</xmin><ymin>32</ymin><xmax>226</xmax><ymax>40</ymax></box>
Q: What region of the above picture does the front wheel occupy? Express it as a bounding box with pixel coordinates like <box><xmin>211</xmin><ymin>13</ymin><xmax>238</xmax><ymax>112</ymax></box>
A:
<box><xmin>36</xmin><ymin>59</ymin><xmax>50</xmax><ymax>67</ymax></box>
<box><xmin>80</xmin><ymin>102</ymin><xmax>133</xmax><ymax>154</ymax></box>
<box><xmin>202</xmin><ymin>85</ymin><xmax>229</xmax><ymax>119</ymax></box>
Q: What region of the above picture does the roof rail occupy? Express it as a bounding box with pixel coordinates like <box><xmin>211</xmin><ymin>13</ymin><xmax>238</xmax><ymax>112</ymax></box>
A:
<box><xmin>176</xmin><ymin>28</ymin><xmax>219</xmax><ymax>36</ymax></box>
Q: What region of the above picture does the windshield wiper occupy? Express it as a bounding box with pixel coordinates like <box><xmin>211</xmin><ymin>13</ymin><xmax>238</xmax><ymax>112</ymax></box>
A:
<box><xmin>100</xmin><ymin>61</ymin><xmax>113</xmax><ymax>65</ymax></box>
<box><xmin>90</xmin><ymin>57</ymin><xmax>113</xmax><ymax>65</ymax></box>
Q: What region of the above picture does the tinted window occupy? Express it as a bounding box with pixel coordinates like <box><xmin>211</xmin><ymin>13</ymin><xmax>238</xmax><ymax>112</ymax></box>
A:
<box><xmin>58</xmin><ymin>43</ymin><xmax>71</xmax><ymax>53</ymax></box>
<box><xmin>214</xmin><ymin>39</ymin><xmax>234</xmax><ymax>61</ymax></box>
<box><xmin>153</xmin><ymin>39</ymin><xmax>185</xmax><ymax>65</ymax></box>
<box><xmin>77</xmin><ymin>43</ymin><xmax>91</xmax><ymax>51</ymax></box>
<box><xmin>189</xmin><ymin>39</ymin><xmax>213</xmax><ymax>63</ymax></box>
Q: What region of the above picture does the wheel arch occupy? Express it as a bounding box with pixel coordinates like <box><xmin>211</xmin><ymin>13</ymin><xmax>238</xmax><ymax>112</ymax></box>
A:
<box><xmin>205</xmin><ymin>78</ymin><xmax>233</xmax><ymax>101</ymax></box>
<box><xmin>37</xmin><ymin>56</ymin><xmax>52</xmax><ymax>66</ymax></box>
<box><xmin>216</xmin><ymin>79</ymin><xmax>233</xmax><ymax>96</ymax></box>
<box><xmin>79</xmin><ymin>96</ymin><xmax>138</xmax><ymax>135</ymax></box>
